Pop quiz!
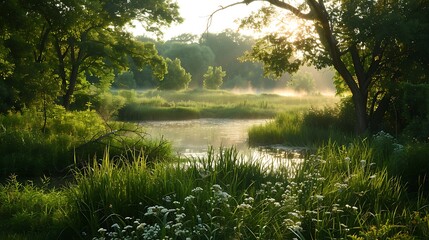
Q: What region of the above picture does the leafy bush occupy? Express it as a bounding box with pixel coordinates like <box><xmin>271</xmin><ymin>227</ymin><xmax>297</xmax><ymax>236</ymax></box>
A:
<box><xmin>0</xmin><ymin>107</ymin><xmax>104</xmax><ymax>176</ymax></box>
<box><xmin>370</xmin><ymin>131</ymin><xmax>429</xmax><ymax>194</ymax></box>
<box><xmin>93</xmin><ymin>91</ymin><xmax>126</xmax><ymax>121</ymax></box>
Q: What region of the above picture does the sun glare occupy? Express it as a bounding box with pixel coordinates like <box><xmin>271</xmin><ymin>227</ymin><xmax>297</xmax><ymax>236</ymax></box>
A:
<box><xmin>129</xmin><ymin>0</ymin><xmax>307</xmax><ymax>40</ymax></box>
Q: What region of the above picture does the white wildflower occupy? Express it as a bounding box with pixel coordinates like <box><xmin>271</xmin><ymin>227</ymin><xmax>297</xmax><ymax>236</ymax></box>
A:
<box><xmin>191</xmin><ymin>187</ymin><xmax>204</xmax><ymax>194</ymax></box>
<box><xmin>136</xmin><ymin>223</ymin><xmax>145</xmax><ymax>231</ymax></box>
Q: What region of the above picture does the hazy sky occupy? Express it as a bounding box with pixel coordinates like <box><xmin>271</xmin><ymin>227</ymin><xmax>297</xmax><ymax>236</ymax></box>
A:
<box><xmin>130</xmin><ymin>0</ymin><xmax>266</xmax><ymax>39</ymax></box>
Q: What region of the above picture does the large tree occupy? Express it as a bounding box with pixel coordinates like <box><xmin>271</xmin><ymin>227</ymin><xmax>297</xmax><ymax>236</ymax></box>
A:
<box><xmin>0</xmin><ymin>0</ymin><xmax>182</xmax><ymax>110</ymax></box>
<box><xmin>231</xmin><ymin>0</ymin><xmax>429</xmax><ymax>133</ymax></box>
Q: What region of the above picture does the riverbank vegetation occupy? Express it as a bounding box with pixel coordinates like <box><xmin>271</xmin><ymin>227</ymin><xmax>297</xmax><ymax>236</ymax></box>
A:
<box><xmin>0</xmin><ymin>107</ymin><xmax>174</xmax><ymax>178</ymax></box>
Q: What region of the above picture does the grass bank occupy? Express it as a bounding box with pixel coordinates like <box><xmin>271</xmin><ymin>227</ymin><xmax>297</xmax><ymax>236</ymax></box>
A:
<box><xmin>115</xmin><ymin>89</ymin><xmax>338</xmax><ymax>121</ymax></box>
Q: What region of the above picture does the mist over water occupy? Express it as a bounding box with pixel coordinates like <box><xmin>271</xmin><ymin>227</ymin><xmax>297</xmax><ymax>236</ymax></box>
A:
<box><xmin>140</xmin><ymin>118</ymin><xmax>306</xmax><ymax>167</ymax></box>
<box><xmin>229</xmin><ymin>87</ymin><xmax>335</xmax><ymax>97</ymax></box>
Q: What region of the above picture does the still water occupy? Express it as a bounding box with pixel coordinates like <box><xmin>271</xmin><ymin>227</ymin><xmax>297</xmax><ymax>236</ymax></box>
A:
<box><xmin>141</xmin><ymin>118</ymin><xmax>268</xmax><ymax>156</ymax></box>
<box><xmin>140</xmin><ymin>118</ymin><xmax>306</xmax><ymax>166</ymax></box>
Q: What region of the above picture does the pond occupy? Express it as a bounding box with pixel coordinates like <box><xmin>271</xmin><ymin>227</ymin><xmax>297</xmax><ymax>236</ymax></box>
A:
<box><xmin>140</xmin><ymin>118</ymin><xmax>307</xmax><ymax>166</ymax></box>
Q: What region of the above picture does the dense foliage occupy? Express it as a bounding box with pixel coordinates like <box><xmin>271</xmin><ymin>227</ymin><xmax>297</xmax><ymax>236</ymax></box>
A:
<box><xmin>0</xmin><ymin>108</ymin><xmax>173</xmax><ymax>177</ymax></box>
<box><xmin>0</xmin><ymin>0</ymin><xmax>181</xmax><ymax>111</ymax></box>
<box><xmin>117</xmin><ymin>31</ymin><xmax>330</xmax><ymax>90</ymax></box>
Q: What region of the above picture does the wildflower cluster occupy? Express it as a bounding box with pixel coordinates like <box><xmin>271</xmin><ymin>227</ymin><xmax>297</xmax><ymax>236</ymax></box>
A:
<box><xmin>232</xmin><ymin>180</ymin><xmax>305</xmax><ymax>238</ymax></box>
<box><xmin>91</xmin><ymin>184</ymin><xmax>235</xmax><ymax>239</ymax></box>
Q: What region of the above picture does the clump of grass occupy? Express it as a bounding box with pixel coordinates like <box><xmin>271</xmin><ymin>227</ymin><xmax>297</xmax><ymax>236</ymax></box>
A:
<box><xmin>248</xmin><ymin>107</ymin><xmax>354</xmax><ymax>147</ymax></box>
<box><xmin>67</xmin><ymin>147</ymin><xmax>295</xmax><ymax>238</ymax></box>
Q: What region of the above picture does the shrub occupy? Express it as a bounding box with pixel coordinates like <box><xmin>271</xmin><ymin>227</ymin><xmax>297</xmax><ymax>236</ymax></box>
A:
<box><xmin>203</xmin><ymin>66</ymin><xmax>226</xmax><ymax>89</ymax></box>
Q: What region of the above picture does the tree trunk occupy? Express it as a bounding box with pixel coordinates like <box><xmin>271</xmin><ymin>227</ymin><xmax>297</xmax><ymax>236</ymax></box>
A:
<box><xmin>352</xmin><ymin>92</ymin><xmax>369</xmax><ymax>134</ymax></box>
<box><xmin>61</xmin><ymin>38</ymin><xmax>81</xmax><ymax>110</ymax></box>
<box><xmin>309</xmin><ymin>1</ymin><xmax>370</xmax><ymax>134</ymax></box>
<box><xmin>62</xmin><ymin>65</ymin><xmax>78</xmax><ymax>110</ymax></box>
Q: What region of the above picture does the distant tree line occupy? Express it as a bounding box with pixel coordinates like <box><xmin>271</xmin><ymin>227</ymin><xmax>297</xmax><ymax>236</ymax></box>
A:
<box><xmin>112</xmin><ymin>30</ymin><xmax>335</xmax><ymax>92</ymax></box>
<box><xmin>113</xmin><ymin>30</ymin><xmax>290</xmax><ymax>91</ymax></box>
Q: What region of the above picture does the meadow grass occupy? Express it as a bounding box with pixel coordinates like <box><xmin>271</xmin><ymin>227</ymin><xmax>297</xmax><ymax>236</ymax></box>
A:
<box><xmin>72</xmin><ymin>143</ymin><xmax>429</xmax><ymax>239</ymax></box>
<box><xmin>116</xmin><ymin>89</ymin><xmax>338</xmax><ymax>121</ymax></box>
<box><xmin>1</xmin><ymin>92</ymin><xmax>429</xmax><ymax>239</ymax></box>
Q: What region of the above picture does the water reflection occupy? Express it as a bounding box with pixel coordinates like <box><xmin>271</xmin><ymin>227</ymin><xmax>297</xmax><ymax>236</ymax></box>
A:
<box><xmin>140</xmin><ymin>118</ymin><xmax>308</xmax><ymax>166</ymax></box>
<box><xmin>140</xmin><ymin>118</ymin><xmax>267</xmax><ymax>154</ymax></box>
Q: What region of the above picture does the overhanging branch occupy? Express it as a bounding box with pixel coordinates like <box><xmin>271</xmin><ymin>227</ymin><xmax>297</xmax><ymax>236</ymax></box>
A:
<box><xmin>267</xmin><ymin>0</ymin><xmax>315</xmax><ymax>20</ymax></box>
<box><xmin>206</xmin><ymin>1</ymin><xmax>249</xmax><ymax>34</ymax></box>
<box><xmin>207</xmin><ymin>0</ymin><xmax>315</xmax><ymax>34</ymax></box>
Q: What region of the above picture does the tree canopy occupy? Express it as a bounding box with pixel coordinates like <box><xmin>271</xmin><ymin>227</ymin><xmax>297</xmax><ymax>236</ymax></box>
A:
<box><xmin>158</xmin><ymin>58</ymin><xmax>192</xmax><ymax>90</ymax></box>
<box><xmin>203</xmin><ymin>66</ymin><xmax>226</xmax><ymax>90</ymax></box>
<box><xmin>0</xmin><ymin>0</ymin><xmax>182</xmax><ymax>111</ymax></box>
<box><xmin>236</xmin><ymin>0</ymin><xmax>429</xmax><ymax>133</ymax></box>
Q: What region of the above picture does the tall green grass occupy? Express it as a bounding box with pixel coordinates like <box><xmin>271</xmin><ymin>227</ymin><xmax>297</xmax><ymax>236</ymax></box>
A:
<box><xmin>66</xmin><ymin>143</ymin><xmax>429</xmax><ymax>239</ymax></box>
<box><xmin>1</xmin><ymin>143</ymin><xmax>428</xmax><ymax>239</ymax></box>
<box><xmin>0</xmin><ymin>175</ymin><xmax>71</xmax><ymax>239</ymax></box>
<box><xmin>67</xmin><ymin>147</ymin><xmax>291</xmax><ymax>238</ymax></box>
<box><xmin>248</xmin><ymin>107</ymin><xmax>355</xmax><ymax>147</ymax></box>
